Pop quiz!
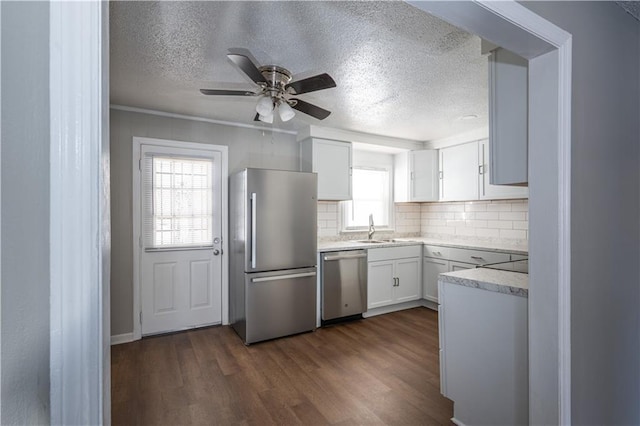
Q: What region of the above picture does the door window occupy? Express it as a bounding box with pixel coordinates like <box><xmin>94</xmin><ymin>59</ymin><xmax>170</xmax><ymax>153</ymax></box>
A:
<box><xmin>142</xmin><ymin>156</ymin><xmax>214</xmax><ymax>248</ymax></box>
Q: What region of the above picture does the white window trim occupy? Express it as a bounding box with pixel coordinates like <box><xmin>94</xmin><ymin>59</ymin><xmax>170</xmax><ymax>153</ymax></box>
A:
<box><xmin>341</xmin><ymin>165</ymin><xmax>395</xmax><ymax>233</ymax></box>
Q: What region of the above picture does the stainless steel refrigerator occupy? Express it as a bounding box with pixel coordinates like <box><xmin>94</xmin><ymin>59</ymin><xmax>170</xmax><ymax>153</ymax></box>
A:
<box><xmin>229</xmin><ymin>168</ymin><xmax>318</xmax><ymax>344</ymax></box>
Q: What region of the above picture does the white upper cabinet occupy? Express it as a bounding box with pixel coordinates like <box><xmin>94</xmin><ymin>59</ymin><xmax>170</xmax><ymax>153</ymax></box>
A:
<box><xmin>439</xmin><ymin>141</ymin><xmax>479</xmax><ymax>202</ymax></box>
<box><xmin>394</xmin><ymin>150</ymin><xmax>439</xmax><ymax>202</ymax></box>
<box><xmin>479</xmin><ymin>139</ymin><xmax>528</xmax><ymax>200</ymax></box>
<box><xmin>489</xmin><ymin>47</ymin><xmax>528</xmax><ymax>185</ymax></box>
<box><xmin>300</xmin><ymin>138</ymin><xmax>352</xmax><ymax>200</ymax></box>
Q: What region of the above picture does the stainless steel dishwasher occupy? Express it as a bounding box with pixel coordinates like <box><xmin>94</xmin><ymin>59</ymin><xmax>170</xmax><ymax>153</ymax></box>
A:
<box><xmin>321</xmin><ymin>250</ymin><xmax>367</xmax><ymax>323</ymax></box>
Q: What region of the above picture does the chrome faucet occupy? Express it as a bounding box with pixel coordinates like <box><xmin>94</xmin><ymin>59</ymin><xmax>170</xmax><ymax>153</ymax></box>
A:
<box><xmin>368</xmin><ymin>214</ymin><xmax>375</xmax><ymax>240</ymax></box>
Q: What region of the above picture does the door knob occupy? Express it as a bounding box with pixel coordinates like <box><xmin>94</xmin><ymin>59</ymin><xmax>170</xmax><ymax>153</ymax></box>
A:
<box><xmin>213</xmin><ymin>249</ymin><xmax>221</xmax><ymax>256</ymax></box>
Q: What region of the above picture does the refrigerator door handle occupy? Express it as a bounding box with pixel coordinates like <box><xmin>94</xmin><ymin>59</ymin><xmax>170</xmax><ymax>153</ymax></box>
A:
<box><xmin>250</xmin><ymin>192</ymin><xmax>257</xmax><ymax>269</ymax></box>
<box><xmin>251</xmin><ymin>271</ymin><xmax>317</xmax><ymax>283</ymax></box>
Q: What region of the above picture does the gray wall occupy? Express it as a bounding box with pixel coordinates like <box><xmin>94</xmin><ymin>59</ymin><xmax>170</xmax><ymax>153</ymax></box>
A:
<box><xmin>1</xmin><ymin>2</ymin><xmax>51</xmax><ymax>424</ymax></box>
<box><xmin>523</xmin><ymin>2</ymin><xmax>640</xmax><ymax>424</ymax></box>
<box><xmin>110</xmin><ymin>109</ymin><xmax>300</xmax><ymax>336</ymax></box>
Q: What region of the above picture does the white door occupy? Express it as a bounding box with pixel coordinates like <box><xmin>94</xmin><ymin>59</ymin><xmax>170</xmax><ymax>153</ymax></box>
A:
<box><xmin>136</xmin><ymin>142</ymin><xmax>224</xmax><ymax>335</ymax></box>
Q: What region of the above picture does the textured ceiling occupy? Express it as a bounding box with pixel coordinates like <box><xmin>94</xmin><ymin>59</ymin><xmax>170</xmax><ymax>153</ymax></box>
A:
<box><xmin>616</xmin><ymin>1</ymin><xmax>640</xmax><ymax>21</ymax></box>
<box><xmin>110</xmin><ymin>1</ymin><xmax>488</xmax><ymax>142</ymax></box>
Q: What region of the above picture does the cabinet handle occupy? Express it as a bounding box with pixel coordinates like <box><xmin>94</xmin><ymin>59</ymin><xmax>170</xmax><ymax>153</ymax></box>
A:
<box><xmin>397</xmin><ymin>277</ymin><xmax>400</xmax><ymax>286</ymax></box>
<box><xmin>470</xmin><ymin>256</ymin><xmax>484</xmax><ymax>260</ymax></box>
<box><xmin>478</xmin><ymin>165</ymin><xmax>485</xmax><ymax>175</ymax></box>
<box><xmin>439</xmin><ymin>171</ymin><xmax>443</xmax><ymax>180</ymax></box>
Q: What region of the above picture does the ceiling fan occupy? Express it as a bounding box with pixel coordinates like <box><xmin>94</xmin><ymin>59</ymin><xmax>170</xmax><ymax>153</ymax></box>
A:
<box><xmin>200</xmin><ymin>52</ymin><xmax>336</xmax><ymax>123</ymax></box>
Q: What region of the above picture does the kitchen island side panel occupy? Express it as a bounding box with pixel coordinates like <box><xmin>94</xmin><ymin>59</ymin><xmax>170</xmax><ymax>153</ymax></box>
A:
<box><xmin>439</xmin><ymin>281</ymin><xmax>528</xmax><ymax>426</ymax></box>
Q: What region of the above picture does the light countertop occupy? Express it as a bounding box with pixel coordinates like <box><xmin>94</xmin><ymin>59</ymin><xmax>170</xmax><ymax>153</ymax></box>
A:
<box><xmin>318</xmin><ymin>237</ymin><xmax>528</xmax><ymax>255</ymax></box>
<box><xmin>439</xmin><ymin>268</ymin><xmax>528</xmax><ymax>298</ymax></box>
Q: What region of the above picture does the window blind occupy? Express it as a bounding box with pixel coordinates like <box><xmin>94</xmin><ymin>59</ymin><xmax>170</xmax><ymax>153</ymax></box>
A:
<box><xmin>142</xmin><ymin>155</ymin><xmax>214</xmax><ymax>249</ymax></box>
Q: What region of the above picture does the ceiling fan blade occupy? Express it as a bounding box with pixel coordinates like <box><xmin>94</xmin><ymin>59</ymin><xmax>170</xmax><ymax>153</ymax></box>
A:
<box><xmin>290</xmin><ymin>99</ymin><xmax>331</xmax><ymax>120</ymax></box>
<box><xmin>286</xmin><ymin>73</ymin><xmax>336</xmax><ymax>95</ymax></box>
<box><xmin>227</xmin><ymin>53</ymin><xmax>267</xmax><ymax>85</ymax></box>
<box><xmin>200</xmin><ymin>89</ymin><xmax>256</xmax><ymax>96</ymax></box>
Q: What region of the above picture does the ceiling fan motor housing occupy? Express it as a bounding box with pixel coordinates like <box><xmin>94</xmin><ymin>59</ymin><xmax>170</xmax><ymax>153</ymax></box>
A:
<box><xmin>259</xmin><ymin>65</ymin><xmax>292</xmax><ymax>91</ymax></box>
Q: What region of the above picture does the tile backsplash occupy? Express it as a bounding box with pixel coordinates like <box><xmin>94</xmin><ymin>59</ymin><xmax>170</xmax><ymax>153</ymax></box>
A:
<box><xmin>317</xmin><ymin>201</ymin><xmax>340</xmax><ymax>238</ymax></box>
<box><xmin>421</xmin><ymin>200</ymin><xmax>528</xmax><ymax>242</ymax></box>
<box><xmin>317</xmin><ymin>199</ymin><xmax>528</xmax><ymax>244</ymax></box>
<box><xmin>317</xmin><ymin>202</ymin><xmax>422</xmax><ymax>239</ymax></box>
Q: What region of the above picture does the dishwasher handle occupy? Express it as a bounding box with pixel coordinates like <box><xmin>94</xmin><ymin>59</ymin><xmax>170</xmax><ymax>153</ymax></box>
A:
<box><xmin>324</xmin><ymin>253</ymin><xmax>367</xmax><ymax>261</ymax></box>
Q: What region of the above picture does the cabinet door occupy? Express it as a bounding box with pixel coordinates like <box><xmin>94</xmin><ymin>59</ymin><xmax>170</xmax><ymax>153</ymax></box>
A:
<box><xmin>393</xmin><ymin>151</ymin><xmax>411</xmax><ymax>202</ymax></box>
<box><xmin>440</xmin><ymin>141</ymin><xmax>479</xmax><ymax>201</ymax></box>
<box><xmin>394</xmin><ymin>150</ymin><xmax>438</xmax><ymax>202</ymax></box>
<box><xmin>411</xmin><ymin>150</ymin><xmax>439</xmax><ymax>201</ymax></box>
<box><xmin>479</xmin><ymin>140</ymin><xmax>528</xmax><ymax>200</ymax></box>
<box><xmin>423</xmin><ymin>257</ymin><xmax>449</xmax><ymax>302</ymax></box>
<box><xmin>367</xmin><ymin>260</ymin><xmax>395</xmax><ymax>309</ymax></box>
<box><xmin>394</xmin><ymin>257</ymin><xmax>421</xmax><ymax>303</ymax></box>
<box><xmin>300</xmin><ymin>138</ymin><xmax>352</xmax><ymax>200</ymax></box>
<box><xmin>489</xmin><ymin>48</ymin><xmax>528</xmax><ymax>185</ymax></box>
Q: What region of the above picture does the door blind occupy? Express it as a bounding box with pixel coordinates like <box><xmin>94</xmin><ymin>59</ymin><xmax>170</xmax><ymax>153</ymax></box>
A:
<box><xmin>142</xmin><ymin>155</ymin><xmax>214</xmax><ymax>248</ymax></box>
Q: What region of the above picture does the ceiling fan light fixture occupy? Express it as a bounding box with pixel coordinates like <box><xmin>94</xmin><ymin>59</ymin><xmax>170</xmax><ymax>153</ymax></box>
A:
<box><xmin>258</xmin><ymin>112</ymin><xmax>274</xmax><ymax>124</ymax></box>
<box><xmin>199</xmin><ymin>52</ymin><xmax>335</xmax><ymax>122</ymax></box>
<box><xmin>256</xmin><ymin>95</ymin><xmax>274</xmax><ymax>116</ymax></box>
<box><xmin>278</xmin><ymin>101</ymin><xmax>296</xmax><ymax>122</ymax></box>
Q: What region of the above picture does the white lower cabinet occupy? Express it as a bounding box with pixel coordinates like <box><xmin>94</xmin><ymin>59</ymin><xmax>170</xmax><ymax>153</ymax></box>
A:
<box><xmin>423</xmin><ymin>258</ymin><xmax>448</xmax><ymax>302</ymax></box>
<box><xmin>423</xmin><ymin>259</ymin><xmax>474</xmax><ymax>303</ymax></box>
<box><xmin>422</xmin><ymin>244</ymin><xmax>512</xmax><ymax>305</ymax></box>
<box><xmin>367</xmin><ymin>246</ymin><xmax>422</xmax><ymax>309</ymax></box>
<box><xmin>394</xmin><ymin>258</ymin><xmax>422</xmax><ymax>303</ymax></box>
<box><xmin>367</xmin><ymin>261</ymin><xmax>395</xmax><ymax>309</ymax></box>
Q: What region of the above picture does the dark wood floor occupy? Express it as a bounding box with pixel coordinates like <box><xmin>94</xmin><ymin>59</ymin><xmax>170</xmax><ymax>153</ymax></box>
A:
<box><xmin>111</xmin><ymin>307</ymin><xmax>454</xmax><ymax>425</ymax></box>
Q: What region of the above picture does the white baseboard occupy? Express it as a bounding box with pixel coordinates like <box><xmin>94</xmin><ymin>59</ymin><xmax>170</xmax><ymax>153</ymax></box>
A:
<box><xmin>451</xmin><ymin>417</ymin><xmax>466</xmax><ymax>426</ymax></box>
<box><xmin>421</xmin><ymin>299</ymin><xmax>438</xmax><ymax>311</ymax></box>
<box><xmin>363</xmin><ymin>300</ymin><xmax>423</xmax><ymax>318</ymax></box>
<box><xmin>110</xmin><ymin>332</ymin><xmax>135</xmax><ymax>345</ymax></box>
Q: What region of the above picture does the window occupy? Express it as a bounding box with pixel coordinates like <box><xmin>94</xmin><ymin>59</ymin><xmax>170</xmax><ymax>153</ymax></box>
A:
<box><xmin>143</xmin><ymin>156</ymin><xmax>214</xmax><ymax>248</ymax></box>
<box><xmin>343</xmin><ymin>166</ymin><xmax>393</xmax><ymax>230</ymax></box>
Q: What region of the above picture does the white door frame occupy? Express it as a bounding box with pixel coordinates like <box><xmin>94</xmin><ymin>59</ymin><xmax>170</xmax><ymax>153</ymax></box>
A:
<box><xmin>132</xmin><ymin>137</ymin><xmax>229</xmax><ymax>341</ymax></box>
<box><xmin>50</xmin><ymin>1</ymin><xmax>570</xmax><ymax>424</ymax></box>
<box><xmin>49</xmin><ymin>1</ymin><xmax>110</xmax><ymax>424</ymax></box>
<box><xmin>409</xmin><ymin>1</ymin><xmax>572</xmax><ymax>424</ymax></box>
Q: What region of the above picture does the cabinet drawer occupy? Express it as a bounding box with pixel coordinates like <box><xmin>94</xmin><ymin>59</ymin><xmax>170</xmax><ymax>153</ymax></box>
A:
<box><xmin>367</xmin><ymin>245</ymin><xmax>422</xmax><ymax>262</ymax></box>
<box><xmin>423</xmin><ymin>245</ymin><xmax>450</xmax><ymax>259</ymax></box>
<box><xmin>447</xmin><ymin>247</ymin><xmax>510</xmax><ymax>265</ymax></box>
